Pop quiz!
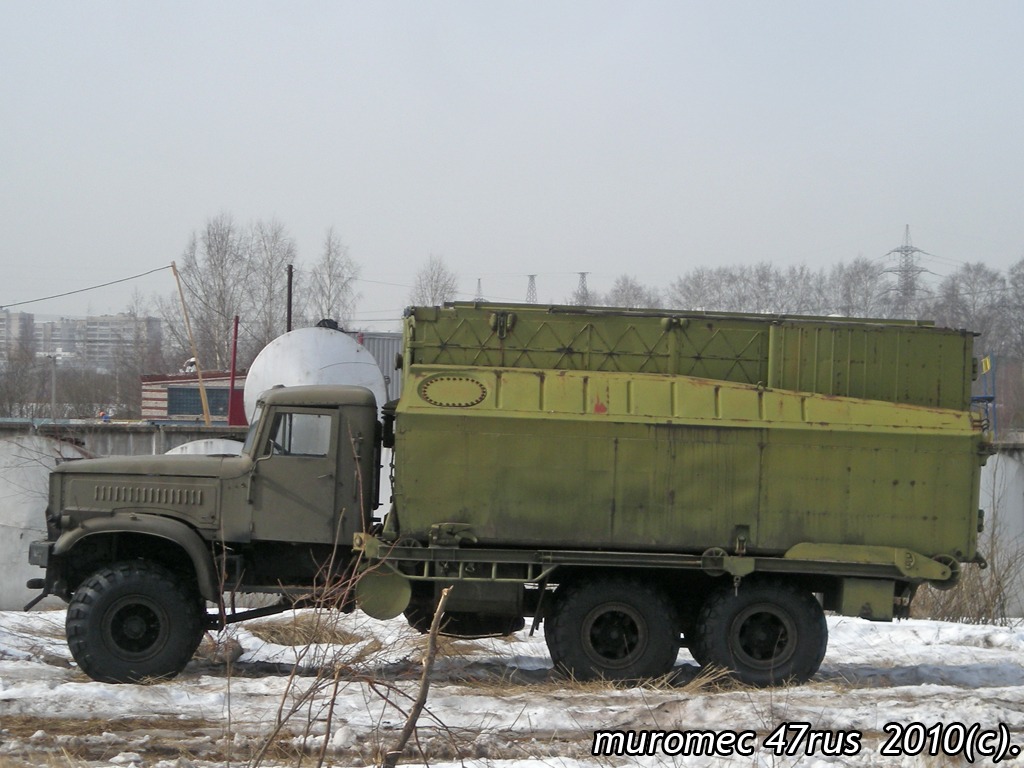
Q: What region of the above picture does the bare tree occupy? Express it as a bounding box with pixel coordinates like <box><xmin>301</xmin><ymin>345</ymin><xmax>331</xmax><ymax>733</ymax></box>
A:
<box><xmin>306</xmin><ymin>227</ymin><xmax>361</xmax><ymax>326</ymax></box>
<box><xmin>1003</xmin><ymin>258</ymin><xmax>1024</xmax><ymax>360</ymax></box>
<box><xmin>669</xmin><ymin>258</ymin><xmax>896</xmax><ymax>318</ymax></box>
<box><xmin>409</xmin><ymin>255</ymin><xmax>458</xmax><ymax>306</ymax></box>
<box><xmin>246</xmin><ymin>219</ymin><xmax>296</xmax><ymax>357</ymax></box>
<box><xmin>739</xmin><ymin>263</ymin><xmax>779</xmax><ymax>314</ymax></box>
<box><xmin>604</xmin><ymin>274</ymin><xmax>663</xmax><ymax>309</ymax></box>
<box><xmin>927</xmin><ymin>262</ymin><xmax>1007</xmax><ymax>355</ymax></box>
<box><xmin>828</xmin><ymin>257</ymin><xmax>893</xmax><ymax>318</ymax></box>
<box><xmin>56</xmin><ymin>366</ymin><xmax>117</xmax><ymax>419</ymax></box>
<box><xmin>776</xmin><ymin>264</ymin><xmax>831</xmax><ymax>315</ymax></box>
<box><xmin>666</xmin><ymin>266</ymin><xmax>734</xmax><ymax>311</ymax></box>
<box><xmin>668</xmin><ymin>263</ymin><xmax>777</xmax><ymax>313</ymax></box>
<box><xmin>0</xmin><ymin>342</ymin><xmax>40</xmax><ymax>418</ymax></box>
<box><xmin>108</xmin><ymin>290</ymin><xmax>164</xmax><ymax>418</ymax></box>
<box><xmin>160</xmin><ymin>214</ymin><xmax>251</xmax><ymax>370</ymax></box>
<box><xmin>160</xmin><ymin>215</ymin><xmax>303</xmax><ymax>370</ymax></box>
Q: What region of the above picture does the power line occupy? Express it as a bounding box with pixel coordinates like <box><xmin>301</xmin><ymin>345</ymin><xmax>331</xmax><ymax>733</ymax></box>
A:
<box><xmin>1</xmin><ymin>265</ymin><xmax>173</xmax><ymax>311</ymax></box>
<box><xmin>356</xmin><ymin>277</ymin><xmax>415</xmax><ymax>289</ymax></box>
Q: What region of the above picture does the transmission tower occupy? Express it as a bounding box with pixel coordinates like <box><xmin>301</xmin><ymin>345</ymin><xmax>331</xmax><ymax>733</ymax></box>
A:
<box><xmin>574</xmin><ymin>272</ymin><xmax>590</xmax><ymax>305</ymax></box>
<box><xmin>525</xmin><ymin>275</ymin><xmax>537</xmax><ymax>303</ymax></box>
<box><xmin>475</xmin><ymin>278</ymin><xmax>484</xmax><ymax>302</ymax></box>
<box><xmin>885</xmin><ymin>225</ymin><xmax>930</xmax><ymax>316</ymax></box>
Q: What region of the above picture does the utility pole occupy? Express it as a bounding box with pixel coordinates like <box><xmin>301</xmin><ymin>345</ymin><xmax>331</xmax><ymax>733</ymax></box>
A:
<box><xmin>171</xmin><ymin>261</ymin><xmax>212</xmax><ymax>427</ymax></box>
<box><xmin>287</xmin><ymin>264</ymin><xmax>294</xmax><ymax>332</ymax></box>
<box><xmin>48</xmin><ymin>355</ymin><xmax>56</xmax><ymax>423</ymax></box>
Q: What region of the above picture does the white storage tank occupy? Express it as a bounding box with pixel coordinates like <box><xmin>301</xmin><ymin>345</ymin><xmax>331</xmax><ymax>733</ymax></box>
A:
<box><xmin>164</xmin><ymin>438</ymin><xmax>244</xmax><ymax>456</ymax></box>
<box><xmin>244</xmin><ymin>325</ymin><xmax>388</xmax><ymax>421</ymax></box>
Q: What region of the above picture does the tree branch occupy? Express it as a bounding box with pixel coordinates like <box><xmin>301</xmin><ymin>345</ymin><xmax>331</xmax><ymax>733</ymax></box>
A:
<box><xmin>380</xmin><ymin>586</ymin><xmax>452</xmax><ymax>767</ymax></box>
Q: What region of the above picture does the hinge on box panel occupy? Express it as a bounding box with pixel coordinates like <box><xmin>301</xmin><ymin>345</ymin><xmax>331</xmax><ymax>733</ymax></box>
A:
<box><xmin>733</xmin><ymin>525</ymin><xmax>750</xmax><ymax>556</ymax></box>
<box><xmin>489</xmin><ymin>311</ymin><xmax>517</xmax><ymax>339</ymax></box>
<box><xmin>429</xmin><ymin>523</ymin><xmax>477</xmax><ymax>546</ymax></box>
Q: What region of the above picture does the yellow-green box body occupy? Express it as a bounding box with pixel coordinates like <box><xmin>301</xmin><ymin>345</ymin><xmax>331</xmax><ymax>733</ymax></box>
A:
<box><xmin>393</xmin><ymin>304</ymin><xmax>986</xmax><ymax>561</ymax></box>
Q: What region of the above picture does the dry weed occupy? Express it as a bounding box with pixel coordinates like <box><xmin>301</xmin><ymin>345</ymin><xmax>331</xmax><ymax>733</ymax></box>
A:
<box><xmin>0</xmin><ymin>715</ymin><xmax>218</xmax><ymax>767</ymax></box>
<box><xmin>914</xmin><ymin>460</ymin><xmax>1024</xmax><ymax>625</ymax></box>
<box><xmin>248</xmin><ymin>613</ymin><xmax>364</xmax><ymax>646</ymax></box>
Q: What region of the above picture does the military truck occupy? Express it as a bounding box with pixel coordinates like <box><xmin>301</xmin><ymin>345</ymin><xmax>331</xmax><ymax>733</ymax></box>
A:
<box><xmin>27</xmin><ymin>302</ymin><xmax>990</xmax><ymax>686</ymax></box>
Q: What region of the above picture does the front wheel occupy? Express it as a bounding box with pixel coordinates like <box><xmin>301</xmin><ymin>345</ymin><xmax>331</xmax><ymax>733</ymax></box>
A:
<box><xmin>545</xmin><ymin>577</ymin><xmax>680</xmax><ymax>682</ymax></box>
<box><xmin>66</xmin><ymin>560</ymin><xmax>204</xmax><ymax>684</ymax></box>
<box><xmin>696</xmin><ymin>578</ymin><xmax>827</xmax><ymax>687</ymax></box>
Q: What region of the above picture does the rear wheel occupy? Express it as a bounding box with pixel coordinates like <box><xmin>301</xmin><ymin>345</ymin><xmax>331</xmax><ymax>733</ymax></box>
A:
<box><xmin>66</xmin><ymin>560</ymin><xmax>204</xmax><ymax>684</ymax></box>
<box><xmin>545</xmin><ymin>577</ymin><xmax>679</xmax><ymax>681</ymax></box>
<box><xmin>684</xmin><ymin>618</ymin><xmax>710</xmax><ymax>666</ymax></box>
<box><xmin>696</xmin><ymin>578</ymin><xmax>827</xmax><ymax>687</ymax></box>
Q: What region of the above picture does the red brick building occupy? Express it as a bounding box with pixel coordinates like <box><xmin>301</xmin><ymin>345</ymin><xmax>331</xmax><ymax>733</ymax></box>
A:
<box><xmin>141</xmin><ymin>372</ymin><xmax>247</xmax><ymax>424</ymax></box>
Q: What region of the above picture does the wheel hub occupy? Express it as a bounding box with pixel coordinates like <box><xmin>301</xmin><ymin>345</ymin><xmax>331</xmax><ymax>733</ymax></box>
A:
<box><xmin>120</xmin><ymin>613</ymin><xmax>150</xmax><ymax>642</ymax></box>
<box><xmin>734</xmin><ymin>607</ymin><xmax>794</xmax><ymax>668</ymax></box>
<box><xmin>107</xmin><ymin>601</ymin><xmax>164</xmax><ymax>656</ymax></box>
<box><xmin>584</xmin><ymin>605</ymin><xmax>645</xmax><ymax>668</ymax></box>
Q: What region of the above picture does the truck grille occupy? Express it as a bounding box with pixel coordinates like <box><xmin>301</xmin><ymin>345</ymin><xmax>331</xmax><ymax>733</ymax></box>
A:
<box><xmin>93</xmin><ymin>485</ymin><xmax>205</xmax><ymax>506</ymax></box>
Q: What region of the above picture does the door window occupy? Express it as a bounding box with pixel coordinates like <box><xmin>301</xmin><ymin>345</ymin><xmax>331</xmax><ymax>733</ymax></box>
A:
<box><xmin>265</xmin><ymin>411</ymin><xmax>332</xmax><ymax>457</ymax></box>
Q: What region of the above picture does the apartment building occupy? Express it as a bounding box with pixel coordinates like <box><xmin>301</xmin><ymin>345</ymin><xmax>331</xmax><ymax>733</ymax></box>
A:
<box><xmin>0</xmin><ymin>310</ymin><xmax>162</xmax><ymax>372</ymax></box>
<box><xmin>0</xmin><ymin>311</ymin><xmax>35</xmax><ymax>360</ymax></box>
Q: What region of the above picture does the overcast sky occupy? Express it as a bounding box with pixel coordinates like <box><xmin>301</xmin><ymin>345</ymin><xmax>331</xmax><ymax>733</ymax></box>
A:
<box><xmin>3</xmin><ymin>1</ymin><xmax>1023</xmax><ymax>329</ymax></box>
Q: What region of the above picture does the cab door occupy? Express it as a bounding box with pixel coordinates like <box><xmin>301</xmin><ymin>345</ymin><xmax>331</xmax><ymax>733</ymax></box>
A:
<box><xmin>249</xmin><ymin>406</ymin><xmax>340</xmax><ymax>544</ymax></box>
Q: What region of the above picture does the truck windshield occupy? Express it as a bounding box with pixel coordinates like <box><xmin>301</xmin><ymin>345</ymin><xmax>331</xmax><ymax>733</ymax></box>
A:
<box><xmin>241</xmin><ymin>404</ymin><xmax>263</xmax><ymax>456</ymax></box>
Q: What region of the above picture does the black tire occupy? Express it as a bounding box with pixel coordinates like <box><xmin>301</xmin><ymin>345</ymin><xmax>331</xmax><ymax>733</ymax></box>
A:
<box><xmin>696</xmin><ymin>578</ymin><xmax>827</xmax><ymax>687</ymax></box>
<box><xmin>545</xmin><ymin>577</ymin><xmax>680</xmax><ymax>682</ymax></box>
<box><xmin>66</xmin><ymin>560</ymin><xmax>204</xmax><ymax>684</ymax></box>
<box><xmin>403</xmin><ymin>600</ymin><xmax>435</xmax><ymax>634</ymax></box>
<box><xmin>684</xmin><ymin>618</ymin><xmax>711</xmax><ymax>666</ymax></box>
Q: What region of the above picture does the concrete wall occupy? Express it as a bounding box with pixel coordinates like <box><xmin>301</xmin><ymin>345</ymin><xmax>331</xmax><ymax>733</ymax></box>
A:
<box><xmin>0</xmin><ymin>436</ymin><xmax>90</xmax><ymax>610</ymax></box>
<box><xmin>0</xmin><ymin>421</ymin><xmax>247</xmax><ymax>610</ymax></box>
<box><xmin>0</xmin><ymin>420</ymin><xmax>248</xmax><ymax>458</ymax></box>
<box><xmin>980</xmin><ymin>446</ymin><xmax>1024</xmax><ymax>617</ymax></box>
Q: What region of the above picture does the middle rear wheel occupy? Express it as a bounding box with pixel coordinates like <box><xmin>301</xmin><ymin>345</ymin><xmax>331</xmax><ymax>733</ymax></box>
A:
<box><xmin>545</xmin><ymin>576</ymin><xmax>680</xmax><ymax>682</ymax></box>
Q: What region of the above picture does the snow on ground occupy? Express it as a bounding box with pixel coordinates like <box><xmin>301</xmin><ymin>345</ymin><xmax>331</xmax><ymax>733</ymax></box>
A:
<box><xmin>2</xmin><ymin>608</ymin><xmax>1024</xmax><ymax>767</ymax></box>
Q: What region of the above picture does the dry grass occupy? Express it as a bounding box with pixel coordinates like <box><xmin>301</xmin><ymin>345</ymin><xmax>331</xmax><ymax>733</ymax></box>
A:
<box><xmin>912</xmin><ymin>570</ymin><xmax>1006</xmax><ymax>624</ymax></box>
<box><xmin>0</xmin><ymin>757</ymin><xmax>83</xmax><ymax>768</ymax></box>
<box><xmin>429</xmin><ymin>635</ymin><xmax>503</xmax><ymax>659</ymax></box>
<box><xmin>913</xmin><ymin>503</ymin><xmax>1024</xmax><ymax>626</ymax></box>
<box><xmin>247</xmin><ymin>613</ymin><xmax>364</xmax><ymax>646</ymax></box>
<box><xmin>913</xmin><ymin>457</ymin><xmax>1024</xmax><ymax>625</ymax></box>
<box><xmin>448</xmin><ymin>658</ymin><xmax>735</xmax><ymax>695</ymax></box>
<box><xmin>0</xmin><ymin>715</ymin><xmax>219</xmax><ymax>767</ymax></box>
<box><xmin>349</xmin><ymin>637</ymin><xmax>386</xmax><ymax>665</ymax></box>
<box><xmin>0</xmin><ymin>714</ymin><xmax>212</xmax><ymax>739</ymax></box>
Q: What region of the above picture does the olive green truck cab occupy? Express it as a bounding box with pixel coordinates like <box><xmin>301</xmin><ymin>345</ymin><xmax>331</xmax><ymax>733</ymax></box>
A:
<box><xmin>27</xmin><ymin>302</ymin><xmax>990</xmax><ymax>686</ymax></box>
